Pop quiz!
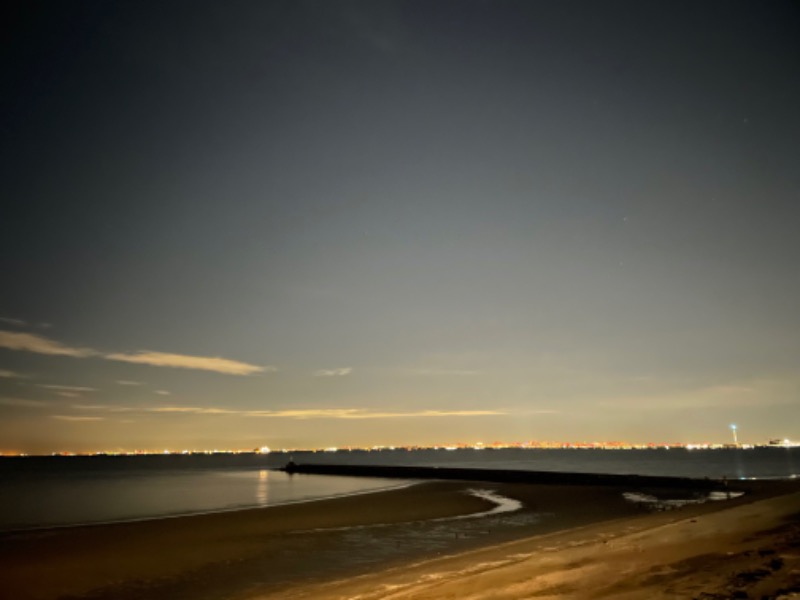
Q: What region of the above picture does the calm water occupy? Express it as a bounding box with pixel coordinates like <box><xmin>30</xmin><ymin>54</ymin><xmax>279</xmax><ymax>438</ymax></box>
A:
<box><xmin>0</xmin><ymin>461</ymin><xmax>406</xmax><ymax>531</ymax></box>
<box><xmin>1</xmin><ymin>447</ymin><xmax>797</xmax><ymax>531</ymax></box>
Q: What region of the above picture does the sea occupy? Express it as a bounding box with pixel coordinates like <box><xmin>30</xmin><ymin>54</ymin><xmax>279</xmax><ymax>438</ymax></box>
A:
<box><xmin>1</xmin><ymin>447</ymin><xmax>797</xmax><ymax>532</ymax></box>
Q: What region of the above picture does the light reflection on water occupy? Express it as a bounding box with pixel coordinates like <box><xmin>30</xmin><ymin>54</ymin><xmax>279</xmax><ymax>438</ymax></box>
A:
<box><xmin>256</xmin><ymin>469</ymin><xmax>269</xmax><ymax>506</ymax></box>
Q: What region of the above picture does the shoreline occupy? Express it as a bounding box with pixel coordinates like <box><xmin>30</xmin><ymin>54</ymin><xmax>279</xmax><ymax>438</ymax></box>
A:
<box><xmin>1</xmin><ymin>476</ymin><xmax>797</xmax><ymax>600</ymax></box>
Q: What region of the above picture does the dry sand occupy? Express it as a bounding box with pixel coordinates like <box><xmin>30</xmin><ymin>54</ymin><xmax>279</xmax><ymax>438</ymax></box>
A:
<box><xmin>1</xmin><ymin>478</ymin><xmax>798</xmax><ymax>600</ymax></box>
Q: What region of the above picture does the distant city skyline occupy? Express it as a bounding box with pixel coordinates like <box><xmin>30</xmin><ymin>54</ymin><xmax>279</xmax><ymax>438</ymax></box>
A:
<box><xmin>7</xmin><ymin>435</ymin><xmax>799</xmax><ymax>458</ymax></box>
<box><xmin>2</xmin><ymin>1</ymin><xmax>799</xmax><ymax>454</ymax></box>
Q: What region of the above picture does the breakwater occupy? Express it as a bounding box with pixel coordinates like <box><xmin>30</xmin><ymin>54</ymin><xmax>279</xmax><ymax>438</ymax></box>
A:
<box><xmin>281</xmin><ymin>463</ymin><xmax>729</xmax><ymax>491</ymax></box>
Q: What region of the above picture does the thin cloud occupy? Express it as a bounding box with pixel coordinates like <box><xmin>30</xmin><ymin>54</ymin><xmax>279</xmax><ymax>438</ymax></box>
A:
<box><xmin>0</xmin><ymin>331</ymin><xmax>95</xmax><ymax>357</ymax></box>
<box><xmin>0</xmin><ymin>397</ymin><xmax>48</xmax><ymax>408</ymax></box>
<box><xmin>150</xmin><ymin>406</ymin><xmax>234</xmax><ymax>414</ymax></box>
<box><xmin>105</xmin><ymin>351</ymin><xmax>268</xmax><ymax>376</ymax></box>
<box><xmin>50</xmin><ymin>415</ymin><xmax>106</xmax><ymax>422</ymax></box>
<box><xmin>413</xmin><ymin>368</ymin><xmax>480</xmax><ymax>376</ymax></box>
<box><xmin>116</xmin><ymin>380</ymin><xmax>144</xmax><ymax>386</ymax></box>
<box><xmin>326</xmin><ymin>409</ymin><xmax>504</xmax><ymax>419</ymax></box>
<box><xmin>73</xmin><ymin>404</ymin><xmax>134</xmax><ymax>413</ymax></box>
<box><xmin>146</xmin><ymin>406</ymin><xmax>503</xmax><ymax>419</ymax></box>
<box><xmin>0</xmin><ymin>331</ymin><xmax>268</xmax><ymax>376</ymax></box>
<box><xmin>0</xmin><ymin>317</ymin><xmax>26</xmax><ymax>327</ymax></box>
<box><xmin>248</xmin><ymin>408</ymin><xmax>364</xmax><ymax>418</ymax></box>
<box><xmin>154</xmin><ymin>390</ymin><xmax>171</xmax><ymax>396</ymax></box>
<box><xmin>76</xmin><ymin>403</ymin><xmax>505</xmax><ymax>420</ymax></box>
<box><xmin>314</xmin><ymin>367</ymin><xmax>353</xmax><ymax>377</ymax></box>
<box><xmin>38</xmin><ymin>385</ymin><xmax>96</xmax><ymax>392</ymax></box>
<box><xmin>0</xmin><ymin>369</ymin><xmax>26</xmax><ymax>379</ymax></box>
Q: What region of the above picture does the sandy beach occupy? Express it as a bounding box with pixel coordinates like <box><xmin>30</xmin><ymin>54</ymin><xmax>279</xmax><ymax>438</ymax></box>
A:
<box><xmin>276</xmin><ymin>485</ymin><xmax>800</xmax><ymax>600</ymax></box>
<box><xmin>1</xmin><ymin>477</ymin><xmax>798</xmax><ymax>600</ymax></box>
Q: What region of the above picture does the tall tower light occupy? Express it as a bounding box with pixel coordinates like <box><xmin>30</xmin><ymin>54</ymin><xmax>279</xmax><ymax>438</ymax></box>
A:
<box><xmin>730</xmin><ymin>424</ymin><xmax>739</xmax><ymax>446</ymax></box>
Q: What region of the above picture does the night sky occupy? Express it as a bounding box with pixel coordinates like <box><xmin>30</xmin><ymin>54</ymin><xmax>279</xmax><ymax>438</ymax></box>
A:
<box><xmin>2</xmin><ymin>0</ymin><xmax>798</xmax><ymax>453</ymax></box>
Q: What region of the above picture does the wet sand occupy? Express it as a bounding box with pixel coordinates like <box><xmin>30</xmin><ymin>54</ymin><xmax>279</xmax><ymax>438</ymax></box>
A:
<box><xmin>266</xmin><ymin>482</ymin><xmax>800</xmax><ymax>600</ymax></box>
<box><xmin>1</xmin><ymin>476</ymin><xmax>798</xmax><ymax>600</ymax></box>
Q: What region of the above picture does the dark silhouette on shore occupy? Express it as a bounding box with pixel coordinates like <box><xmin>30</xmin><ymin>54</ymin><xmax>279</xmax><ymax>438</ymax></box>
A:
<box><xmin>281</xmin><ymin>462</ymin><xmax>733</xmax><ymax>493</ymax></box>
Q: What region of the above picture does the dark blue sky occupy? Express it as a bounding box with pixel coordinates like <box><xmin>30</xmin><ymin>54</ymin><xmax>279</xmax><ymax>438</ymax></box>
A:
<box><xmin>1</xmin><ymin>1</ymin><xmax>799</xmax><ymax>453</ymax></box>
